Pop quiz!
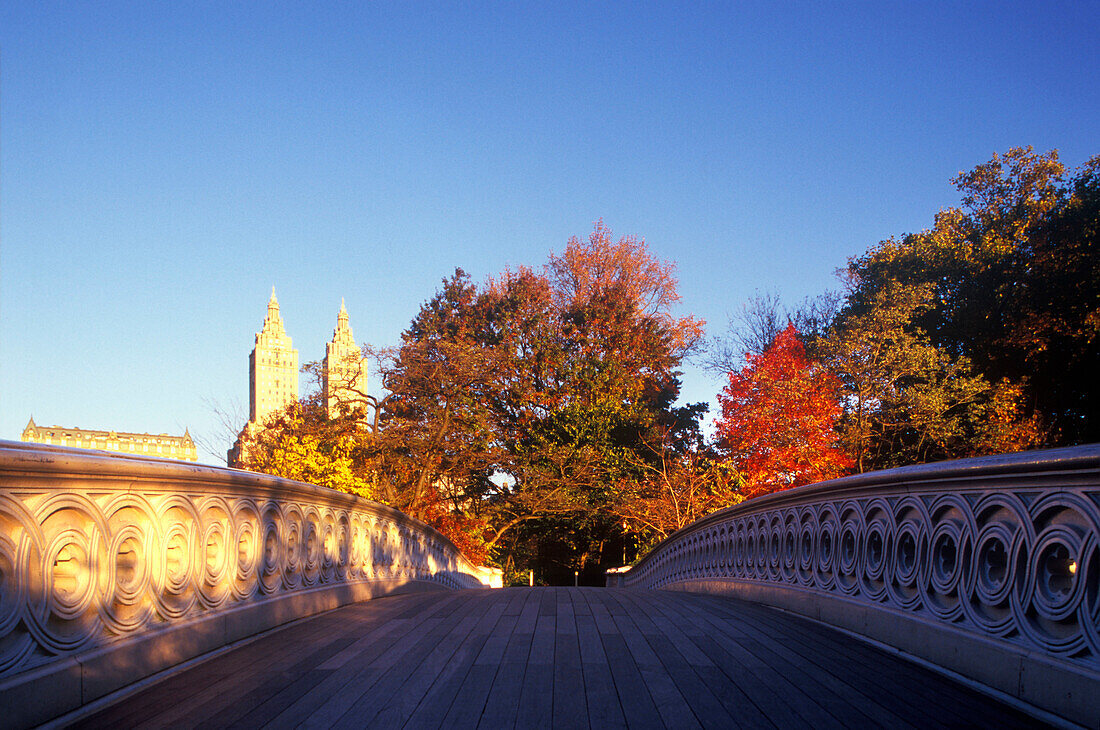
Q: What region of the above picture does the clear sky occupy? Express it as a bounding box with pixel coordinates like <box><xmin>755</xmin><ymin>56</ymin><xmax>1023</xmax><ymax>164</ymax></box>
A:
<box><xmin>3</xmin><ymin>2</ymin><xmax>1098</xmax><ymax>463</ymax></box>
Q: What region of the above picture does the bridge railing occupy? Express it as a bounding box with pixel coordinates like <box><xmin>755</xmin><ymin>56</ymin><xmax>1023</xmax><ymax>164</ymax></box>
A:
<box><xmin>610</xmin><ymin>445</ymin><xmax>1100</xmax><ymax>727</ymax></box>
<box><xmin>0</xmin><ymin>440</ymin><xmax>499</xmax><ymax>728</ymax></box>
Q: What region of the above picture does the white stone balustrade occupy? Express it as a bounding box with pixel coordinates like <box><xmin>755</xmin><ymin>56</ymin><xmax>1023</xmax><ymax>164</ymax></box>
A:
<box><xmin>610</xmin><ymin>445</ymin><xmax>1100</xmax><ymax>726</ymax></box>
<box><xmin>0</xmin><ymin>440</ymin><xmax>499</xmax><ymax>727</ymax></box>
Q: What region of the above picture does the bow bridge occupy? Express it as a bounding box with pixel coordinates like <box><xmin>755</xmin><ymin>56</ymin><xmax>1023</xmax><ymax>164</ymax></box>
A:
<box><xmin>0</xmin><ymin>441</ymin><xmax>1097</xmax><ymax>728</ymax></box>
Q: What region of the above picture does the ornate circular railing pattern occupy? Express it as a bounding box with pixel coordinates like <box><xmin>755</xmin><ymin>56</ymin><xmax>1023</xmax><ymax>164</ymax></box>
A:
<box><xmin>0</xmin><ymin>441</ymin><xmax>495</xmax><ymax>680</ymax></box>
<box><xmin>618</xmin><ymin>446</ymin><xmax>1100</xmax><ymax>671</ymax></box>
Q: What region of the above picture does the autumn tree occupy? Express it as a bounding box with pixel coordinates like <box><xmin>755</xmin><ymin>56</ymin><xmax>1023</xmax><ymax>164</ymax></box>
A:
<box><xmin>236</xmin><ymin>396</ymin><xmax>377</xmax><ymax>499</ymax></box>
<box><xmin>820</xmin><ymin>282</ymin><xmax>1031</xmax><ymax>471</ymax></box>
<box><xmin>524</xmin><ymin>222</ymin><xmax>706</xmax><ymax>576</ymax></box>
<box><xmin>716</xmin><ymin>324</ymin><xmax>851</xmax><ymax>498</ymax></box>
<box><xmin>359</xmin><ymin>223</ymin><xmax>708</xmax><ymax>577</ymax></box>
<box><xmin>233</xmin><ymin>222</ymin><xmax>712</xmax><ymax>578</ymax></box>
<box><xmin>714</xmin><ymin>148</ymin><xmax>1091</xmax><ymax>475</ymax></box>
<box><xmin>612</xmin><ymin>435</ymin><xmax>742</xmax><ymax>554</ymax></box>
<box><xmin>835</xmin><ymin>146</ymin><xmax>1095</xmax><ymax>454</ymax></box>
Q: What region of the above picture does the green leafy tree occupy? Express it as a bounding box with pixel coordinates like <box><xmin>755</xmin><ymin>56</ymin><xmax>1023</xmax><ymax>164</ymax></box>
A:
<box><xmin>839</xmin><ymin>147</ymin><xmax>1098</xmax><ymax>446</ymax></box>
<box><xmin>821</xmin><ymin>283</ymin><xmax>1013</xmax><ymax>471</ymax></box>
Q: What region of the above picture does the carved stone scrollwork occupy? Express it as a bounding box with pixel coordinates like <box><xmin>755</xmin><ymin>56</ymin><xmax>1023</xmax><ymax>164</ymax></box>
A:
<box><xmin>621</xmin><ymin>446</ymin><xmax>1100</xmax><ymax>676</ymax></box>
<box><xmin>0</xmin><ymin>442</ymin><xmax>497</xmax><ymax>682</ymax></box>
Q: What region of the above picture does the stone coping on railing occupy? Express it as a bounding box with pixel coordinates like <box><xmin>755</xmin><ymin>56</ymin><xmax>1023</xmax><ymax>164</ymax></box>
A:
<box><xmin>0</xmin><ymin>440</ymin><xmax>500</xmax><ymax>728</ymax></box>
<box><xmin>610</xmin><ymin>445</ymin><xmax>1100</xmax><ymax>727</ymax></box>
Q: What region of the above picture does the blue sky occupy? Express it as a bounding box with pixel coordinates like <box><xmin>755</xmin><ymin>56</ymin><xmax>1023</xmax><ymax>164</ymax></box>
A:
<box><xmin>3</xmin><ymin>2</ymin><xmax>1098</xmax><ymax>463</ymax></box>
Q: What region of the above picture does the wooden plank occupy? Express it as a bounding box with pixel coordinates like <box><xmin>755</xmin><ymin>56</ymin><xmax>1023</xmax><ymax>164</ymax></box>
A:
<box><xmin>208</xmin><ymin>635</ymin><xmax>358</xmax><ymax>730</ymax></box>
<box><xmin>293</xmin><ymin>608</ymin><xmax>461</xmax><ymax>728</ymax></box>
<box><xmin>614</xmin><ymin>615</ymin><xmax>702</xmax><ymax>729</ymax></box>
<box><xmin>400</xmin><ymin>594</ymin><xmax>511</xmax><ymax>728</ymax></box>
<box><xmin>575</xmin><ymin>612</ymin><xmax>629</xmax><ymax>729</ymax></box>
<box><xmin>635</xmin><ymin>590</ymin><xmax>833</xmax><ymax>728</ymax></box>
<box><xmin>586</xmin><ymin>591</ymin><xmax>665</xmax><ymax>730</ymax></box>
<box><xmin>516</xmin><ymin>665</ymin><xmax>555</xmax><ymax>730</ymax></box>
<box><xmin>552</xmin><ymin>622</ymin><xmax>589</xmax><ymax>730</ymax></box>
<box><xmin>556</xmin><ymin>588</ymin><xmax>577</xmax><ymax>633</ymax></box>
<box><xmin>606</xmin><ymin>590</ymin><xmax>725</xmax><ymax>730</ymax></box>
<box><xmin>202</xmin><ymin>598</ymin><xmax>446</xmax><ymax>725</ymax></box>
<box><xmin>386</xmin><ymin>590</ymin><xmax>510</xmax><ymax>722</ymax></box>
<box><xmin>436</xmin><ymin>612</ymin><xmax>521</xmax><ymax>729</ymax></box>
<box><xmin>275</xmin><ymin>619</ymin><xmax>429</xmax><ymax>729</ymax></box>
<box><xmin>76</xmin><ymin>597</ymin><xmax>395</xmax><ymax>729</ymax></box>
<box><xmin>695</xmin><ymin>597</ymin><xmax>943</xmax><ymax>703</ymax></box>
<box><xmin>476</xmin><ymin>592</ymin><xmax>538</xmax><ymax>729</ymax></box>
<box><xmin>614</xmin><ymin>589</ymin><xmax>773</xmax><ymax>730</ymax></box>
<box><xmin>671</xmin><ymin>591</ymin><xmax>1038</xmax><ymax>730</ymax></box>
<box><xmin>714</xmin><ymin>595</ymin><xmax>1038</xmax><ymax>729</ymax></box>
<box><xmin>157</xmin><ymin>618</ymin><xmax>364</xmax><ymax>728</ymax></box>
<box><xmin>539</xmin><ymin>587</ymin><xmax>558</xmax><ymax>616</ymax></box>
<box><xmin>681</xmin><ymin>594</ymin><xmax>933</xmax><ymax>729</ymax></box>
<box><xmin>666</xmin><ymin>592</ymin><xmax>880</xmax><ymax>729</ymax></box>
<box><xmin>516</xmin><ymin>611</ymin><xmax>557</xmax><ymax>729</ymax></box>
<box><xmin>67</xmin><ymin>587</ymin><xmax>1053</xmax><ymax>730</ymax></box>
<box><xmin>516</xmin><ymin>587</ymin><xmax>543</xmax><ymax>630</ymax></box>
<box><xmin>644</xmin><ymin>589</ymin><xmax>876</xmax><ymax>728</ymax></box>
<box><xmin>598</xmin><ymin>630</ymin><xmax>666</xmax><ymax>730</ymax></box>
<box><xmin>502</xmin><ymin>586</ymin><xmax>529</xmax><ymax>615</ymax></box>
<box><xmin>357</xmin><ymin>601</ymin><xmax>490</xmax><ymax>728</ymax></box>
<box><xmin>325</xmin><ymin>594</ymin><xmax>484</xmax><ymax>728</ymax></box>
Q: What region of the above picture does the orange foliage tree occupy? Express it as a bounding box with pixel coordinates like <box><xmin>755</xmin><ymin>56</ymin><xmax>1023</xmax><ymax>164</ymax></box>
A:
<box><xmin>716</xmin><ymin>324</ymin><xmax>852</xmax><ymax>498</ymax></box>
<box><xmin>613</xmin><ymin>440</ymin><xmax>742</xmax><ymax>552</ymax></box>
<box><xmin>236</xmin><ymin>222</ymin><xmax>711</xmax><ymax>576</ymax></box>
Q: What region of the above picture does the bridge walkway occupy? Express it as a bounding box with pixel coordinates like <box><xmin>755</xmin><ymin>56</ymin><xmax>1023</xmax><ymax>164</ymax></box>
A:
<box><xmin>68</xmin><ymin>587</ymin><xmax>1045</xmax><ymax>729</ymax></box>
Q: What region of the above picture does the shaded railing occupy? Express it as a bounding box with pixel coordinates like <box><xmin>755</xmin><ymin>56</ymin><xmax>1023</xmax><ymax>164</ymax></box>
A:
<box><xmin>0</xmin><ymin>440</ymin><xmax>499</xmax><ymax>728</ymax></box>
<box><xmin>609</xmin><ymin>445</ymin><xmax>1100</xmax><ymax>727</ymax></box>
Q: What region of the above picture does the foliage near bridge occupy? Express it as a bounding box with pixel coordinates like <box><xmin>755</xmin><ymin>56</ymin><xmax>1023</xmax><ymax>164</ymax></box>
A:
<box><xmin>713</xmin><ymin>146</ymin><xmax>1097</xmax><ymax>476</ymax></box>
<box><xmin>716</xmin><ymin>324</ymin><xmax>851</xmax><ymax>497</ymax></box>
<box><xmin>237</xmin><ymin>223</ymin><xmax>721</xmax><ymax>574</ymax></box>
<box><xmin>237</xmin><ymin>145</ymin><xmax>1098</xmax><ymax>576</ymax></box>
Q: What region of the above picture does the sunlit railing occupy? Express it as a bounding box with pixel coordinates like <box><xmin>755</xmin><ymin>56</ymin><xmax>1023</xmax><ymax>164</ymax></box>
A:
<box><xmin>611</xmin><ymin>445</ymin><xmax>1100</xmax><ymax>726</ymax></box>
<box><xmin>0</xmin><ymin>440</ymin><xmax>498</xmax><ymax>727</ymax></box>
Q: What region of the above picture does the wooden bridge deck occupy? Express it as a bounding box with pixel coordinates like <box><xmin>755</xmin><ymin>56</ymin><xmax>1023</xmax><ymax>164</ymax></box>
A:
<box><xmin>68</xmin><ymin>587</ymin><xmax>1045</xmax><ymax>729</ymax></box>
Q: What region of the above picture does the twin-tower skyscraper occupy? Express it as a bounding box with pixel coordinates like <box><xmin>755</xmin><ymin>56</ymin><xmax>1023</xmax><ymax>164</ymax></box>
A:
<box><xmin>227</xmin><ymin>289</ymin><xmax>365</xmax><ymax>466</ymax></box>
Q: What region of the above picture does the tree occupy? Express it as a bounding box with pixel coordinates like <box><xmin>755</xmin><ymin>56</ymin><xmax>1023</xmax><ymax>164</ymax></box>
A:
<box><xmin>613</xmin><ymin>437</ymin><xmax>742</xmax><ymax>554</ymax></box>
<box><xmin>236</xmin><ymin>396</ymin><xmax>376</xmax><ymax>499</ymax></box>
<box><xmin>820</xmin><ymin>283</ymin><xmax>1019</xmax><ymax>471</ymax></box>
<box><xmin>703</xmin><ymin>290</ymin><xmax>840</xmax><ymax>373</ymax></box>
<box><xmin>716</xmin><ymin>324</ymin><xmax>851</xmax><ymax>497</ymax></box>
<box><xmin>388</xmin><ymin>223</ymin><xmax>708</xmax><ymax>576</ymax></box>
<box><xmin>837</xmin><ymin>146</ymin><xmax>1098</xmax><ymax>449</ymax></box>
<box><xmin>233</xmin><ymin>223</ymin><xmax>712</xmax><ymax>578</ymax></box>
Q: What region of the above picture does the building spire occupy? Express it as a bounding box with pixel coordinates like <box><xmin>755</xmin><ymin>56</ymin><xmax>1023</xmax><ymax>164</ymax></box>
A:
<box><xmin>262</xmin><ymin>286</ymin><xmax>285</xmax><ymax>336</ymax></box>
<box><xmin>324</xmin><ymin>299</ymin><xmax>365</xmax><ymax>418</ymax></box>
<box><xmin>332</xmin><ymin>298</ymin><xmax>354</xmax><ymax>342</ymax></box>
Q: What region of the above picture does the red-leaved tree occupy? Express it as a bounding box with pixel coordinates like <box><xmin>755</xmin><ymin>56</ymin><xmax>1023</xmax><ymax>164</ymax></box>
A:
<box><xmin>716</xmin><ymin>324</ymin><xmax>852</xmax><ymax>498</ymax></box>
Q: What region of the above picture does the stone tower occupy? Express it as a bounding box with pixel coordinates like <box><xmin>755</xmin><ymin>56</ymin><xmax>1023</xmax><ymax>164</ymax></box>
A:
<box><xmin>322</xmin><ymin>299</ymin><xmax>366</xmax><ymax>418</ymax></box>
<box><xmin>250</xmin><ymin>287</ymin><xmax>299</xmax><ymax>424</ymax></box>
<box><xmin>229</xmin><ymin>289</ymin><xmax>300</xmax><ymax>466</ymax></box>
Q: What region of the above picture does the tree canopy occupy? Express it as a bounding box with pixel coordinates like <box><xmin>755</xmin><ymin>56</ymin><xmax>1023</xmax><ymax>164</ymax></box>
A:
<box><xmin>711</xmin><ymin>146</ymin><xmax>1095</xmax><ymax>474</ymax></box>
<box><xmin>233</xmin><ymin>146</ymin><xmax>1099</xmax><ymax>579</ymax></box>
<box><xmin>716</xmin><ymin>324</ymin><xmax>851</xmax><ymax>496</ymax></box>
<box><xmin>236</xmin><ymin>222</ymin><xmax>721</xmax><ymax>581</ymax></box>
